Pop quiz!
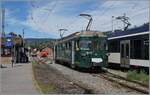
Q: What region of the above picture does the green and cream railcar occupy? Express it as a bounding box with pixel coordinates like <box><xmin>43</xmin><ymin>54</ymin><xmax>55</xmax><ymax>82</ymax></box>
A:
<box><xmin>54</xmin><ymin>31</ymin><xmax>108</xmax><ymax>69</ymax></box>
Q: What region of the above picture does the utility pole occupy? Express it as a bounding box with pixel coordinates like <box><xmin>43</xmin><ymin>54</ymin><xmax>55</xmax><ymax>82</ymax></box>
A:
<box><xmin>123</xmin><ymin>13</ymin><xmax>126</xmax><ymax>30</ymax></box>
<box><xmin>112</xmin><ymin>16</ymin><xmax>114</xmax><ymax>32</ymax></box>
<box><xmin>2</xmin><ymin>8</ymin><xmax>5</xmax><ymax>37</ymax></box>
<box><xmin>22</xmin><ymin>28</ymin><xmax>25</xmax><ymax>53</ymax></box>
<box><xmin>1</xmin><ymin>8</ymin><xmax>5</xmax><ymax>68</ymax></box>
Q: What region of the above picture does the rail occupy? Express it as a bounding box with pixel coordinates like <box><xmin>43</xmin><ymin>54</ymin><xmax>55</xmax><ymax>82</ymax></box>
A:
<box><xmin>93</xmin><ymin>72</ymin><xmax>149</xmax><ymax>94</ymax></box>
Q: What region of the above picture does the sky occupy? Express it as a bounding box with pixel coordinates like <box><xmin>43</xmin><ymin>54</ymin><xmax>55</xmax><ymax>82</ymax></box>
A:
<box><xmin>1</xmin><ymin>0</ymin><xmax>149</xmax><ymax>38</ymax></box>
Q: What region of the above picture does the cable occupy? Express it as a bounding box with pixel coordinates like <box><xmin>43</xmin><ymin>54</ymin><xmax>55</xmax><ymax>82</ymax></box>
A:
<box><xmin>98</xmin><ymin>6</ymin><xmax>148</xmax><ymax>30</ymax></box>
<box><xmin>29</xmin><ymin>0</ymin><xmax>58</xmax><ymax>33</ymax></box>
<box><xmin>42</xmin><ymin>0</ymin><xmax>58</xmax><ymax>24</ymax></box>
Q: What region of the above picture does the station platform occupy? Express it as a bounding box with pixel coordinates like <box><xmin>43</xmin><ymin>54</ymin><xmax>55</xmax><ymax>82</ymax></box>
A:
<box><xmin>1</xmin><ymin>63</ymin><xmax>39</xmax><ymax>94</ymax></box>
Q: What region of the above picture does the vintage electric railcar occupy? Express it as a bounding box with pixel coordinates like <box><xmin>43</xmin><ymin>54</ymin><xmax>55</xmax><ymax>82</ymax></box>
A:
<box><xmin>54</xmin><ymin>31</ymin><xmax>108</xmax><ymax>69</ymax></box>
<box><xmin>107</xmin><ymin>23</ymin><xmax>149</xmax><ymax>69</ymax></box>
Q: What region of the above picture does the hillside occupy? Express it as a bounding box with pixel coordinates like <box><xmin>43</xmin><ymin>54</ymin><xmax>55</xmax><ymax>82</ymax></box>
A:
<box><xmin>25</xmin><ymin>38</ymin><xmax>55</xmax><ymax>49</ymax></box>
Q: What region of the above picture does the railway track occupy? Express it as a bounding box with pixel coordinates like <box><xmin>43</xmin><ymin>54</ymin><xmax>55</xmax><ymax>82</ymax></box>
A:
<box><xmin>92</xmin><ymin>72</ymin><xmax>149</xmax><ymax>94</ymax></box>
<box><xmin>33</xmin><ymin>57</ymin><xmax>148</xmax><ymax>94</ymax></box>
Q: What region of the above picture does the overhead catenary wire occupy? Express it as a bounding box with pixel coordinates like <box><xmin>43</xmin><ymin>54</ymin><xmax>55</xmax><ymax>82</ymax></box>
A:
<box><xmin>67</xmin><ymin>1</ymin><xmax>148</xmax><ymax>33</ymax></box>
<box><xmin>29</xmin><ymin>0</ymin><xmax>148</xmax><ymax>34</ymax></box>
<box><xmin>98</xmin><ymin>6</ymin><xmax>148</xmax><ymax>31</ymax></box>
<box><xmin>29</xmin><ymin>0</ymin><xmax>58</xmax><ymax>33</ymax></box>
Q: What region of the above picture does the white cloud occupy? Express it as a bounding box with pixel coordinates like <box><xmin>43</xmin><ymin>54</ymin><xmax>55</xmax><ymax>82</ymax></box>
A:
<box><xmin>23</xmin><ymin>0</ymin><xmax>149</xmax><ymax>38</ymax></box>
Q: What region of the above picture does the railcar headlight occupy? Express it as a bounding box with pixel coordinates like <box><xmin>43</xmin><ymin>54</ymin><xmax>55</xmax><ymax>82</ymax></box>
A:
<box><xmin>91</xmin><ymin>58</ymin><xmax>103</xmax><ymax>63</ymax></box>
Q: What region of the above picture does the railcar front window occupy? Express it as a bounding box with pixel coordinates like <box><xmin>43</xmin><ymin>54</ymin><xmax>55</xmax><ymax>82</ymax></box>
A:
<box><xmin>79</xmin><ymin>40</ymin><xmax>92</xmax><ymax>50</ymax></box>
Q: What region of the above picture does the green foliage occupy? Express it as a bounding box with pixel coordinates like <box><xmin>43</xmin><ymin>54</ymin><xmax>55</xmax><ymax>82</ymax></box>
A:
<box><xmin>127</xmin><ymin>70</ymin><xmax>149</xmax><ymax>84</ymax></box>
<box><xmin>32</xmin><ymin>61</ymin><xmax>38</xmax><ymax>65</ymax></box>
<box><xmin>25</xmin><ymin>38</ymin><xmax>55</xmax><ymax>49</ymax></box>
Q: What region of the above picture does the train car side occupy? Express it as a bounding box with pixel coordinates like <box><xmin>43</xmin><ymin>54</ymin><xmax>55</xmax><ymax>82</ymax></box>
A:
<box><xmin>54</xmin><ymin>31</ymin><xmax>108</xmax><ymax>69</ymax></box>
<box><xmin>107</xmin><ymin>23</ymin><xmax>149</xmax><ymax>71</ymax></box>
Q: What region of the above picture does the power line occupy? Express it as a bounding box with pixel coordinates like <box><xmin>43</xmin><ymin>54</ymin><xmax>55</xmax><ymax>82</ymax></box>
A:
<box><xmin>41</xmin><ymin>0</ymin><xmax>58</xmax><ymax>24</ymax></box>
<box><xmin>30</xmin><ymin>0</ymin><xmax>58</xmax><ymax>32</ymax></box>
<box><xmin>98</xmin><ymin>6</ymin><xmax>148</xmax><ymax>29</ymax></box>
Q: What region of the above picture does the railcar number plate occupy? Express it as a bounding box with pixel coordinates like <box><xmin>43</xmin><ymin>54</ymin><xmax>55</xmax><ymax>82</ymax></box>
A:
<box><xmin>91</xmin><ymin>58</ymin><xmax>103</xmax><ymax>63</ymax></box>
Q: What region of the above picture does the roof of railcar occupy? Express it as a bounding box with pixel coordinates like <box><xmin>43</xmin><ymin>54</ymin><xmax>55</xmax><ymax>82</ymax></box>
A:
<box><xmin>107</xmin><ymin>23</ymin><xmax>149</xmax><ymax>40</ymax></box>
<box><xmin>56</xmin><ymin>31</ymin><xmax>106</xmax><ymax>44</ymax></box>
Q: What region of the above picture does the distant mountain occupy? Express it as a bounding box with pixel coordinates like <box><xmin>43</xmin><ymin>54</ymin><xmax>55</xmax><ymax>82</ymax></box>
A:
<box><xmin>25</xmin><ymin>38</ymin><xmax>56</xmax><ymax>49</ymax></box>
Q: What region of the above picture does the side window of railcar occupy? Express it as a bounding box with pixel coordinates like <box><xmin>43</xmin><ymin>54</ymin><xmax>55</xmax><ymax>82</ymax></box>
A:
<box><xmin>144</xmin><ymin>39</ymin><xmax>149</xmax><ymax>59</ymax></box>
<box><xmin>62</xmin><ymin>43</ymin><xmax>65</xmax><ymax>50</ymax></box>
<box><xmin>75</xmin><ymin>40</ymin><xmax>79</xmax><ymax>51</ymax></box>
<box><xmin>92</xmin><ymin>40</ymin><xmax>98</xmax><ymax>50</ymax></box>
<box><xmin>133</xmin><ymin>40</ymin><xmax>142</xmax><ymax>59</ymax></box>
<box><xmin>108</xmin><ymin>40</ymin><xmax>120</xmax><ymax>52</ymax></box>
<box><xmin>100</xmin><ymin>38</ymin><xmax>107</xmax><ymax>50</ymax></box>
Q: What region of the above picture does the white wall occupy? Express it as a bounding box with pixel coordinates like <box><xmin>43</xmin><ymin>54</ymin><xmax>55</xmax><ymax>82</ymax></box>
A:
<box><xmin>108</xmin><ymin>53</ymin><xmax>120</xmax><ymax>64</ymax></box>
<box><xmin>130</xmin><ymin>59</ymin><xmax>149</xmax><ymax>67</ymax></box>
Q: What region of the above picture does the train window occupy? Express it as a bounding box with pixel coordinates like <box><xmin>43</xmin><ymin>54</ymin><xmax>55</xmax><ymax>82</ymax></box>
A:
<box><xmin>62</xmin><ymin>44</ymin><xmax>65</xmax><ymax>49</ymax></box>
<box><xmin>100</xmin><ymin>38</ymin><xmax>107</xmax><ymax>50</ymax></box>
<box><xmin>104</xmin><ymin>43</ymin><xmax>107</xmax><ymax>50</ymax></box>
<box><xmin>69</xmin><ymin>42</ymin><xmax>71</xmax><ymax>50</ymax></box>
<box><xmin>92</xmin><ymin>40</ymin><xmax>99</xmax><ymax>50</ymax></box>
<box><xmin>65</xmin><ymin>43</ymin><xmax>67</xmax><ymax>49</ymax></box>
<box><xmin>133</xmin><ymin>40</ymin><xmax>142</xmax><ymax>59</ymax></box>
<box><xmin>76</xmin><ymin>41</ymin><xmax>79</xmax><ymax>51</ymax></box>
<box><xmin>79</xmin><ymin>40</ymin><xmax>92</xmax><ymax>50</ymax></box>
<box><xmin>108</xmin><ymin>40</ymin><xmax>120</xmax><ymax>52</ymax></box>
<box><xmin>66</xmin><ymin>43</ymin><xmax>69</xmax><ymax>50</ymax></box>
<box><xmin>126</xmin><ymin>44</ymin><xmax>129</xmax><ymax>57</ymax></box>
<box><xmin>121</xmin><ymin>44</ymin><xmax>124</xmax><ymax>57</ymax></box>
<box><xmin>144</xmin><ymin>39</ymin><xmax>149</xmax><ymax>59</ymax></box>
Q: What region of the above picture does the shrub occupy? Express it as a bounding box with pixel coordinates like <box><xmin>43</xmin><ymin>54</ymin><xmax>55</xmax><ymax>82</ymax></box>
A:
<box><xmin>127</xmin><ymin>70</ymin><xmax>149</xmax><ymax>84</ymax></box>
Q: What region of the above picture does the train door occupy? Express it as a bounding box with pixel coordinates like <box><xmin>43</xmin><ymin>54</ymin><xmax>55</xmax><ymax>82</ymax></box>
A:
<box><xmin>120</xmin><ymin>40</ymin><xmax>130</xmax><ymax>68</ymax></box>
<box><xmin>71</xmin><ymin>41</ymin><xmax>75</xmax><ymax>68</ymax></box>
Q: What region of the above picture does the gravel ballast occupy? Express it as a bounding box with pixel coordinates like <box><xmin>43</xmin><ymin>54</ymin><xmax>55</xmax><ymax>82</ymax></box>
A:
<box><xmin>48</xmin><ymin>63</ymin><xmax>140</xmax><ymax>94</ymax></box>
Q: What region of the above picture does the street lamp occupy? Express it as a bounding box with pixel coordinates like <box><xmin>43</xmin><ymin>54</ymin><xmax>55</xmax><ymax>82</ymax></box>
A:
<box><xmin>59</xmin><ymin>28</ymin><xmax>68</xmax><ymax>38</ymax></box>
<box><xmin>79</xmin><ymin>13</ymin><xmax>93</xmax><ymax>31</ymax></box>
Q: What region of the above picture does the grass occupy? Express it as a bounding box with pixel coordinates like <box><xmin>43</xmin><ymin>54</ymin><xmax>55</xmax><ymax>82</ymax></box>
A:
<box><xmin>32</xmin><ymin>59</ymin><xmax>39</xmax><ymax>64</ymax></box>
<box><xmin>32</xmin><ymin>61</ymin><xmax>57</xmax><ymax>94</ymax></box>
<box><xmin>36</xmin><ymin>81</ymin><xmax>56</xmax><ymax>94</ymax></box>
<box><xmin>127</xmin><ymin>70</ymin><xmax>149</xmax><ymax>84</ymax></box>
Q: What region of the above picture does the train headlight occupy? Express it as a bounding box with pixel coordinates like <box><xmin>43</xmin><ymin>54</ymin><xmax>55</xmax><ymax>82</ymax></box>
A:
<box><xmin>91</xmin><ymin>58</ymin><xmax>103</xmax><ymax>63</ymax></box>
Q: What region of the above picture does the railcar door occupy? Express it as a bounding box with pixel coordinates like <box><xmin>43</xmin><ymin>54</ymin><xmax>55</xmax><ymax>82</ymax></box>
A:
<box><xmin>120</xmin><ymin>40</ymin><xmax>130</xmax><ymax>68</ymax></box>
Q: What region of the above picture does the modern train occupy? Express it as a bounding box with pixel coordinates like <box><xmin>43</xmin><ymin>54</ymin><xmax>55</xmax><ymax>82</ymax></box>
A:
<box><xmin>107</xmin><ymin>23</ymin><xmax>149</xmax><ymax>70</ymax></box>
<box><xmin>54</xmin><ymin>31</ymin><xmax>108</xmax><ymax>69</ymax></box>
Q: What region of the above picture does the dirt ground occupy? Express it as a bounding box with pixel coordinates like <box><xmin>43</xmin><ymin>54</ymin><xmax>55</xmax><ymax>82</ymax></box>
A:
<box><xmin>32</xmin><ymin>62</ymin><xmax>86</xmax><ymax>94</ymax></box>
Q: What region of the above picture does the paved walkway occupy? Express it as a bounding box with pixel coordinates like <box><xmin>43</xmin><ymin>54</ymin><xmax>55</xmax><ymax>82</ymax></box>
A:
<box><xmin>1</xmin><ymin>63</ymin><xmax>39</xmax><ymax>95</ymax></box>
